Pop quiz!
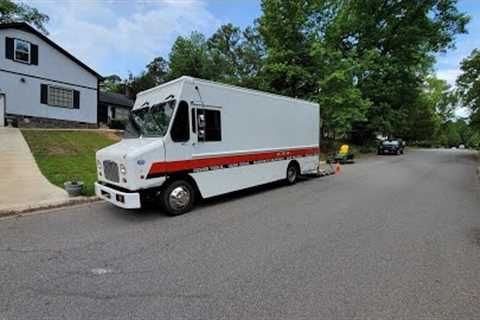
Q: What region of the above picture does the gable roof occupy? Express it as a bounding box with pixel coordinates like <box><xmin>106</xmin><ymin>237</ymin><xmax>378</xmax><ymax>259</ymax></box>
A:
<box><xmin>0</xmin><ymin>22</ymin><xmax>102</xmax><ymax>79</ymax></box>
<box><xmin>99</xmin><ymin>91</ymin><xmax>134</xmax><ymax>108</ymax></box>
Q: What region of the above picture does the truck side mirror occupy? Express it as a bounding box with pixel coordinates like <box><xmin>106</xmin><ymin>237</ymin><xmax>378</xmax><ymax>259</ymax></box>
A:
<box><xmin>197</xmin><ymin>114</ymin><xmax>206</xmax><ymax>141</ymax></box>
<box><xmin>198</xmin><ymin>129</ymin><xmax>205</xmax><ymax>140</ymax></box>
<box><xmin>198</xmin><ymin>114</ymin><xmax>206</xmax><ymax>129</ymax></box>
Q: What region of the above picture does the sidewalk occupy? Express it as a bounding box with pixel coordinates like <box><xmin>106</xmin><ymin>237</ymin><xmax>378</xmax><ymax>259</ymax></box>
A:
<box><xmin>0</xmin><ymin>127</ymin><xmax>69</xmax><ymax>213</ymax></box>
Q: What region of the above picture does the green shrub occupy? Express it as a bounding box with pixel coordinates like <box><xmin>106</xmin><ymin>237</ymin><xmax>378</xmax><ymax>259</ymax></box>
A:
<box><xmin>109</xmin><ymin>119</ymin><xmax>128</xmax><ymax>130</ymax></box>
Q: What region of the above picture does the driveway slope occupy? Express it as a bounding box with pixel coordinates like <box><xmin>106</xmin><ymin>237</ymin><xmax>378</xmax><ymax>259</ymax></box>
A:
<box><xmin>0</xmin><ymin>128</ymin><xmax>67</xmax><ymax>212</ymax></box>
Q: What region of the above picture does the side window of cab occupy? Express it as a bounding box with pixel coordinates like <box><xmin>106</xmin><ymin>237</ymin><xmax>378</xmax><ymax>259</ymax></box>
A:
<box><xmin>170</xmin><ymin>101</ymin><xmax>190</xmax><ymax>142</ymax></box>
<box><xmin>191</xmin><ymin>108</ymin><xmax>222</xmax><ymax>142</ymax></box>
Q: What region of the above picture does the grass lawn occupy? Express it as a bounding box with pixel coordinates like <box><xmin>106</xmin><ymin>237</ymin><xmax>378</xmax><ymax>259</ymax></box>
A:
<box><xmin>22</xmin><ymin>130</ymin><xmax>120</xmax><ymax>196</ymax></box>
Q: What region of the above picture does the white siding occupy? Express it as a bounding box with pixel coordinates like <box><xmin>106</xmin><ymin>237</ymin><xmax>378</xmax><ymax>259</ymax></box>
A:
<box><xmin>0</xmin><ymin>28</ymin><xmax>98</xmax><ymax>123</ymax></box>
<box><xmin>0</xmin><ymin>72</ymin><xmax>97</xmax><ymax>123</ymax></box>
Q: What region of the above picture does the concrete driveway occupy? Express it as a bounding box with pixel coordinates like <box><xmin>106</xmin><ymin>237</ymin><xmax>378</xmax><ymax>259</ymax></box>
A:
<box><xmin>0</xmin><ymin>127</ymin><xmax>67</xmax><ymax>212</ymax></box>
<box><xmin>0</xmin><ymin>149</ymin><xmax>479</xmax><ymax>319</ymax></box>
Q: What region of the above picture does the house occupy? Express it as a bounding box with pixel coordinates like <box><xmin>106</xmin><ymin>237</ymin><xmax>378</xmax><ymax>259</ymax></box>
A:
<box><xmin>98</xmin><ymin>91</ymin><xmax>133</xmax><ymax>127</ymax></box>
<box><xmin>0</xmin><ymin>23</ymin><xmax>102</xmax><ymax>128</ymax></box>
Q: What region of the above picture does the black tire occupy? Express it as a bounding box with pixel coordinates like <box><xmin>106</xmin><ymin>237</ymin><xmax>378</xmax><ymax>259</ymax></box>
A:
<box><xmin>286</xmin><ymin>162</ymin><xmax>299</xmax><ymax>185</ymax></box>
<box><xmin>160</xmin><ymin>179</ymin><xmax>196</xmax><ymax>216</ymax></box>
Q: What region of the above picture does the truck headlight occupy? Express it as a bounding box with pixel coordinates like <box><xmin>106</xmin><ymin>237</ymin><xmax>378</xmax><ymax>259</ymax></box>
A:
<box><xmin>120</xmin><ymin>164</ymin><xmax>127</xmax><ymax>175</ymax></box>
<box><xmin>97</xmin><ymin>160</ymin><xmax>102</xmax><ymax>171</ymax></box>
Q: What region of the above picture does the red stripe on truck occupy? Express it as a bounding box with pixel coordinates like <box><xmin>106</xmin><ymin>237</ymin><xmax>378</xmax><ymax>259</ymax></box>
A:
<box><xmin>147</xmin><ymin>146</ymin><xmax>320</xmax><ymax>178</ymax></box>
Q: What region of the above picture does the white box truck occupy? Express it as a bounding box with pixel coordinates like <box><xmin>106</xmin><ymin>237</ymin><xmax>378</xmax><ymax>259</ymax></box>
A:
<box><xmin>95</xmin><ymin>76</ymin><xmax>320</xmax><ymax>215</ymax></box>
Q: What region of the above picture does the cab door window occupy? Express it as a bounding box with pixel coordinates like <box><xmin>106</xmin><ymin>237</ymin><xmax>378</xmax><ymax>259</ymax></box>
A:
<box><xmin>170</xmin><ymin>101</ymin><xmax>190</xmax><ymax>142</ymax></box>
<box><xmin>193</xmin><ymin>108</ymin><xmax>222</xmax><ymax>142</ymax></box>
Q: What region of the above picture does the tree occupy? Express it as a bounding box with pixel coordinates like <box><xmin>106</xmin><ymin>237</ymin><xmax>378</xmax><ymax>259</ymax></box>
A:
<box><xmin>258</xmin><ymin>0</ymin><xmax>371</xmax><ymax>138</ymax></box>
<box><xmin>257</xmin><ymin>0</ymin><xmax>468</xmax><ymax>141</ymax></box>
<box><xmin>207</xmin><ymin>24</ymin><xmax>243</xmax><ymax>84</ymax></box>
<box><xmin>258</xmin><ymin>0</ymin><xmax>319</xmax><ymax>98</ymax></box>
<box><xmin>236</xmin><ymin>25</ymin><xmax>266</xmax><ymax>89</ymax></box>
<box><xmin>457</xmin><ymin>49</ymin><xmax>480</xmax><ymax>130</ymax></box>
<box><xmin>100</xmin><ymin>74</ymin><xmax>123</xmax><ymax>92</ymax></box>
<box><xmin>207</xmin><ymin>23</ymin><xmax>265</xmax><ymax>88</ymax></box>
<box><xmin>314</xmin><ymin>47</ymin><xmax>371</xmax><ymax>137</ymax></box>
<box><xmin>427</xmin><ymin>77</ymin><xmax>457</xmax><ymax>124</ymax></box>
<box><xmin>146</xmin><ymin>57</ymin><xmax>169</xmax><ymax>85</ymax></box>
<box><xmin>445</xmin><ymin>121</ymin><xmax>462</xmax><ymax>147</ymax></box>
<box><xmin>168</xmin><ymin>32</ymin><xmax>215</xmax><ymax>80</ymax></box>
<box><xmin>123</xmin><ymin>71</ymin><xmax>157</xmax><ymax>99</ymax></box>
<box><xmin>326</xmin><ymin>0</ymin><xmax>469</xmax><ymax>137</ymax></box>
<box><xmin>0</xmin><ymin>0</ymin><xmax>49</xmax><ymax>34</ymax></box>
<box><xmin>466</xmin><ymin>130</ymin><xmax>480</xmax><ymax>149</ymax></box>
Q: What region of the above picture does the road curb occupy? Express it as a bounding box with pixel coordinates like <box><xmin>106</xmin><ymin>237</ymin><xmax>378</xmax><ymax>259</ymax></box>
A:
<box><xmin>0</xmin><ymin>196</ymin><xmax>101</xmax><ymax>218</ymax></box>
<box><xmin>476</xmin><ymin>151</ymin><xmax>480</xmax><ymax>179</ymax></box>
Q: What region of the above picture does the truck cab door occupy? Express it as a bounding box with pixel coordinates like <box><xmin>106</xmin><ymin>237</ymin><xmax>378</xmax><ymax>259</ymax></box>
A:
<box><xmin>164</xmin><ymin>100</ymin><xmax>194</xmax><ymax>163</ymax></box>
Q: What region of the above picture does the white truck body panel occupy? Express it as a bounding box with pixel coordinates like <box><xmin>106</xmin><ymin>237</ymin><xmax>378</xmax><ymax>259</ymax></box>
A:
<box><xmin>96</xmin><ymin>77</ymin><xmax>320</xmax><ymax>208</ymax></box>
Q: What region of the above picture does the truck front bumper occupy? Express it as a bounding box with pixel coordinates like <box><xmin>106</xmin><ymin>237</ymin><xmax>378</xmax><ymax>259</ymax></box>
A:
<box><xmin>95</xmin><ymin>182</ymin><xmax>141</xmax><ymax>209</ymax></box>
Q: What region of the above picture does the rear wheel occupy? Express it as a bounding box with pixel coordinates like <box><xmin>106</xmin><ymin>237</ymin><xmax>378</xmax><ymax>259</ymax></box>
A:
<box><xmin>160</xmin><ymin>179</ymin><xmax>195</xmax><ymax>216</ymax></box>
<box><xmin>286</xmin><ymin>162</ymin><xmax>299</xmax><ymax>185</ymax></box>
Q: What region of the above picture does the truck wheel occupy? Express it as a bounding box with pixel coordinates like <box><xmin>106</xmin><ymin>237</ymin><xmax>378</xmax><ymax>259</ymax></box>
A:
<box><xmin>161</xmin><ymin>179</ymin><xmax>195</xmax><ymax>216</ymax></box>
<box><xmin>286</xmin><ymin>163</ymin><xmax>299</xmax><ymax>185</ymax></box>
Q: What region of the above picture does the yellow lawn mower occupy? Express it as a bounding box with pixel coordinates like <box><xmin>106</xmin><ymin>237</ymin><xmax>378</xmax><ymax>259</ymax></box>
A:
<box><xmin>330</xmin><ymin>144</ymin><xmax>355</xmax><ymax>164</ymax></box>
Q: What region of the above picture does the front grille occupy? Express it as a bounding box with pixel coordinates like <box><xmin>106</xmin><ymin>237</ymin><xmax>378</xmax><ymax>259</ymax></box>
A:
<box><xmin>103</xmin><ymin>160</ymin><xmax>119</xmax><ymax>183</ymax></box>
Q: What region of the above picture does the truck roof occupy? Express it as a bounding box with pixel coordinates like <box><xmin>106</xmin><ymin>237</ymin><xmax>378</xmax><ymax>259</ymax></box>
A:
<box><xmin>136</xmin><ymin>76</ymin><xmax>319</xmax><ymax>108</ymax></box>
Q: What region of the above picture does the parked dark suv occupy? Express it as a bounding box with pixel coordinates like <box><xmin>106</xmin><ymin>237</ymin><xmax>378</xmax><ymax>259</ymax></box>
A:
<box><xmin>378</xmin><ymin>139</ymin><xmax>404</xmax><ymax>155</ymax></box>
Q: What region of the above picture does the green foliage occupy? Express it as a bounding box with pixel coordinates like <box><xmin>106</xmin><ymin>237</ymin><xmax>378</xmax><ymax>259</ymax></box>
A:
<box><xmin>21</xmin><ymin>131</ymin><xmax>119</xmax><ymax>196</ymax></box>
<box><xmin>168</xmin><ymin>32</ymin><xmax>214</xmax><ymax>80</ymax></box>
<box><xmin>327</xmin><ymin>0</ymin><xmax>469</xmax><ymax>137</ymax></box>
<box><xmin>0</xmin><ymin>0</ymin><xmax>49</xmax><ymax>34</ymax></box>
<box><xmin>146</xmin><ymin>57</ymin><xmax>169</xmax><ymax>84</ymax></box>
<box><xmin>100</xmin><ymin>74</ymin><xmax>123</xmax><ymax>92</ymax></box>
<box><xmin>109</xmin><ymin>119</ymin><xmax>127</xmax><ymax>130</ymax></box>
<box><xmin>466</xmin><ymin>131</ymin><xmax>480</xmax><ymax>149</ymax></box>
<box><xmin>457</xmin><ymin>49</ymin><xmax>480</xmax><ymax>131</ymax></box>
<box><xmin>258</xmin><ymin>0</ymin><xmax>318</xmax><ymax>98</ymax></box>
<box><xmin>207</xmin><ymin>23</ymin><xmax>265</xmax><ymax>88</ymax></box>
<box><xmin>315</xmin><ymin>49</ymin><xmax>370</xmax><ymax>137</ymax></box>
<box><xmin>445</xmin><ymin>122</ymin><xmax>462</xmax><ymax>146</ymax></box>
<box><xmin>124</xmin><ymin>71</ymin><xmax>157</xmax><ymax>99</ymax></box>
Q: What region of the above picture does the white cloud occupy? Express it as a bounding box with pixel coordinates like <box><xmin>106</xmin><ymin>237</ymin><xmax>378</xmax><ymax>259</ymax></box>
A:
<box><xmin>436</xmin><ymin>68</ymin><xmax>462</xmax><ymax>87</ymax></box>
<box><xmin>25</xmin><ymin>0</ymin><xmax>221</xmax><ymax>77</ymax></box>
<box><xmin>455</xmin><ymin>107</ymin><xmax>470</xmax><ymax>118</ymax></box>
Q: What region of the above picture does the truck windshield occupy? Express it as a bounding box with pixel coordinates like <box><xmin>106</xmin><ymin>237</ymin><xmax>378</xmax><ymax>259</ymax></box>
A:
<box><xmin>129</xmin><ymin>100</ymin><xmax>176</xmax><ymax>137</ymax></box>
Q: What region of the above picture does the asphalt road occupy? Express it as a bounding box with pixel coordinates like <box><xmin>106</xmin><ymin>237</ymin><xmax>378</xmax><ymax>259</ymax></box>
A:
<box><xmin>1</xmin><ymin>149</ymin><xmax>479</xmax><ymax>319</ymax></box>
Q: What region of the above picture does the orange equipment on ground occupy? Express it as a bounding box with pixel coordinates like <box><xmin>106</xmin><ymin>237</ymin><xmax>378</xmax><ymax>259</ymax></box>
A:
<box><xmin>335</xmin><ymin>162</ymin><xmax>341</xmax><ymax>175</ymax></box>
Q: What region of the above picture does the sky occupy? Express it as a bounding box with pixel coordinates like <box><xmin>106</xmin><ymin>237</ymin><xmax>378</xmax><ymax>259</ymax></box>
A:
<box><xmin>24</xmin><ymin>0</ymin><xmax>262</xmax><ymax>78</ymax></box>
<box><xmin>25</xmin><ymin>0</ymin><xmax>479</xmax><ymax>89</ymax></box>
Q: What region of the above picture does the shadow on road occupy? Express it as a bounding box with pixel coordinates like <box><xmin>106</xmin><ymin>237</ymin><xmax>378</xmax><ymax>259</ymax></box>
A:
<box><xmin>105</xmin><ymin>176</ymin><xmax>319</xmax><ymax>220</ymax></box>
<box><xmin>198</xmin><ymin>177</ymin><xmax>313</xmax><ymax>208</ymax></box>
